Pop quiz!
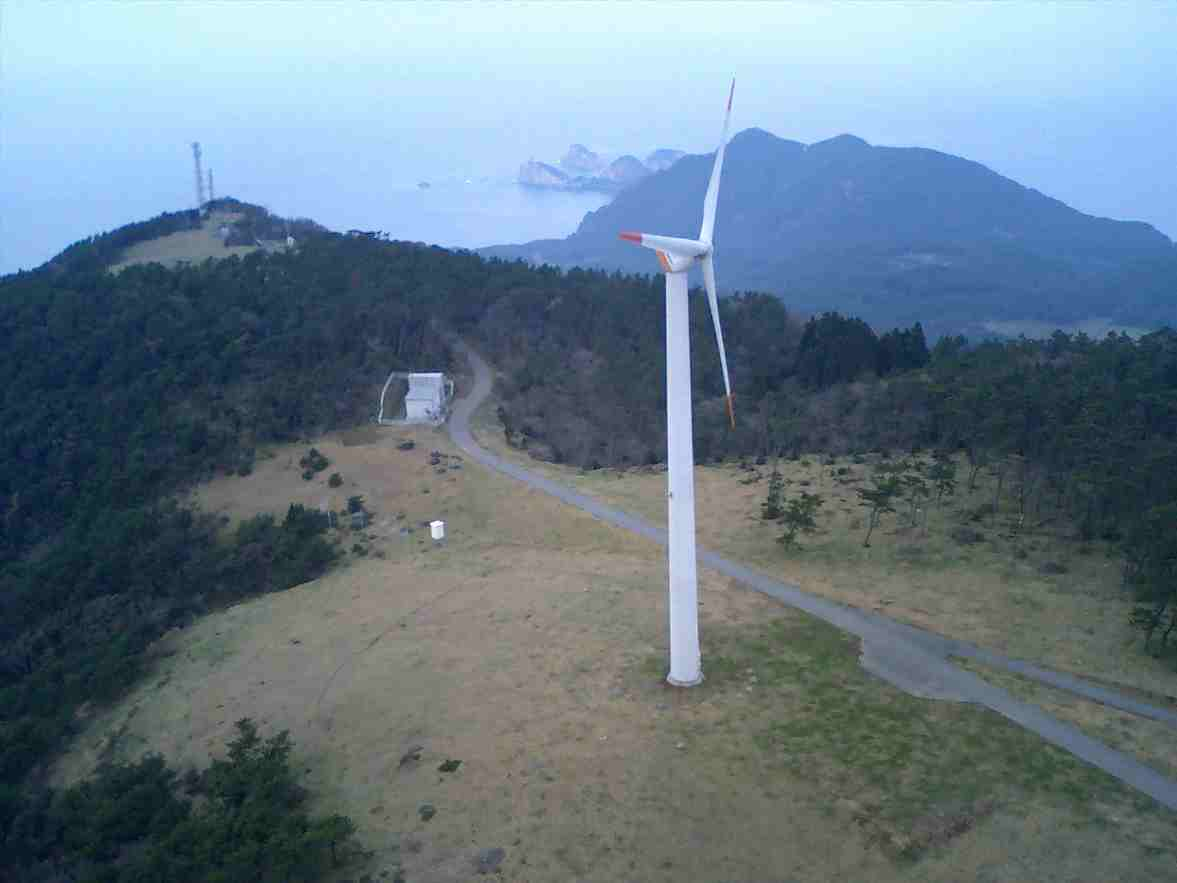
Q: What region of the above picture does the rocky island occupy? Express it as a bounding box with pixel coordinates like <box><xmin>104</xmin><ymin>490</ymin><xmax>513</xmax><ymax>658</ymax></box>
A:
<box><xmin>519</xmin><ymin>143</ymin><xmax>685</xmax><ymax>194</ymax></box>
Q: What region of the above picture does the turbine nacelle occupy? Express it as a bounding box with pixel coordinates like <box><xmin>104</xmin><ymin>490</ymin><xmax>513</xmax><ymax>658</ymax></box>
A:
<box><xmin>618</xmin><ymin>78</ymin><xmax>736</xmax><ymax>430</ymax></box>
<box><xmin>618</xmin><ymin>232</ymin><xmax>709</xmax><ymax>274</ymax></box>
<box><xmin>659</xmin><ymin>251</ymin><xmax>696</xmax><ymax>274</ymax></box>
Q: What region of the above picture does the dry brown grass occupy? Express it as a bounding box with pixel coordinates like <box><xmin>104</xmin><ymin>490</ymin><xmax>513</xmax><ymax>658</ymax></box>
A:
<box><xmin>109</xmin><ymin>211</ymin><xmax>259</xmax><ymax>272</ymax></box>
<box><xmin>52</xmin><ymin>422</ymin><xmax>1177</xmax><ymax>882</ymax></box>
<box><xmin>470</xmin><ymin>396</ymin><xmax>1177</xmax><ymax>701</ymax></box>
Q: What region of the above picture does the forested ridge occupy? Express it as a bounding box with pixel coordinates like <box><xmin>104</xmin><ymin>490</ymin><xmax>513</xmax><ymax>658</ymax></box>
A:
<box><xmin>0</xmin><ymin>221</ymin><xmax>502</xmax><ymax>877</ymax></box>
<box><xmin>485</xmin><ymin>127</ymin><xmax>1177</xmax><ymax>337</ymax></box>
<box><xmin>1</xmin><ymin>231</ymin><xmax>467</xmax><ymax>554</ymax></box>
<box><xmin>3</xmin><ymin>208</ymin><xmax>1177</xmax><ymax>874</ymax></box>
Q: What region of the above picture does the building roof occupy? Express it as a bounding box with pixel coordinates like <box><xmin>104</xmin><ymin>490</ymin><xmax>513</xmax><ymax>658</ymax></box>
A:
<box><xmin>406</xmin><ymin>373</ymin><xmax>446</xmax><ymax>402</ymax></box>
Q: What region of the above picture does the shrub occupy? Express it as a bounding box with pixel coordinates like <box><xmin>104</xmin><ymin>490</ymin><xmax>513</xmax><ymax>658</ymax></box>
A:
<box><xmin>968</xmin><ymin>503</ymin><xmax>994</xmax><ymax>523</ymax></box>
<box><xmin>951</xmin><ymin>526</ymin><xmax>984</xmax><ymax>545</ymax></box>
<box><xmin>299</xmin><ymin>447</ymin><xmax>330</xmax><ymax>473</ymax></box>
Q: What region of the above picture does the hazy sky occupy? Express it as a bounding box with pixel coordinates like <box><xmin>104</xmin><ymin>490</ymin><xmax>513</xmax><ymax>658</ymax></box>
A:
<box><xmin>3</xmin><ymin>1</ymin><xmax>1175</xmax><ymax>273</ymax></box>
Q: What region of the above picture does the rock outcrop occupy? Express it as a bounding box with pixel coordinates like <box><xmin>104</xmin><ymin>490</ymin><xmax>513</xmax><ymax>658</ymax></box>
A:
<box><xmin>561</xmin><ymin>144</ymin><xmax>604</xmax><ymax>174</ymax></box>
<box><xmin>517</xmin><ymin>160</ymin><xmax>570</xmax><ymax>188</ymax></box>
<box><xmin>519</xmin><ymin>143</ymin><xmax>679</xmax><ymax>194</ymax></box>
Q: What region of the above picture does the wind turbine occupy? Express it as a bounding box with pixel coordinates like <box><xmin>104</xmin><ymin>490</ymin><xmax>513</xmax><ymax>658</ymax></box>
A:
<box><xmin>620</xmin><ymin>80</ymin><xmax>735</xmax><ymax>687</ymax></box>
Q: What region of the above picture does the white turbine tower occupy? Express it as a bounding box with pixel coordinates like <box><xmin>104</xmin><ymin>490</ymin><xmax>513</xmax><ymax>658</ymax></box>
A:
<box><xmin>620</xmin><ymin>80</ymin><xmax>736</xmax><ymax>687</ymax></box>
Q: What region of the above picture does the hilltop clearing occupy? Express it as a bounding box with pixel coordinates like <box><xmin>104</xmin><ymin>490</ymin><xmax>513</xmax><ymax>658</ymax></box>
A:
<box><xmin>109</xmin><ymin>208</ymin><xmax>262</xmax><ymax>271</ymax></box>
<box><xmin>52</xmin><ymin>421</ymin><xmax>1177</xmax><ymax>882</ymax></box>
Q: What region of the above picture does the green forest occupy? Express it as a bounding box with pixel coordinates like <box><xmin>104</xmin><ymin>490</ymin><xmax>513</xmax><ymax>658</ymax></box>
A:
<box><xmin>9</xmin><ymin>718</ymin><xmax>356</xmax><ymax>882</ymax></box>
<box><xmin>2</xmin><ymin>208</ymin><xmax>1176</xmax><ymax>875</ymax></box>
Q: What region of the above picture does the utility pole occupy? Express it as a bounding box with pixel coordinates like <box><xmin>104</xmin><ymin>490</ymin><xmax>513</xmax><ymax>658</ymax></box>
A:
<box><xmin>207</xmin><ymin>168</ymin><xmax>215</xmax><ymax>205</ymax></box>
<box><xmin>191</xmin><ymin>142</ymin><xmax>206</xmax><ymax>211</ymax></box>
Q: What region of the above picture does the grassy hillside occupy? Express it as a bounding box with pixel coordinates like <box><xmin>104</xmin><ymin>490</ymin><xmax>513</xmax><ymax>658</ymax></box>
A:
<box><xmin>50</xmin><ymin>424</ymin><xmax>1177</xmax><ymax>881</ymax></box>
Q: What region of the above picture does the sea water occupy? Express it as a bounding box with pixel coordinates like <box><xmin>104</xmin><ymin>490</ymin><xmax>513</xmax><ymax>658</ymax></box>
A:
<box><xmin>293</xmin><ymin>176</ymin><xmax>611</xmax><ymax>251</ymax></box>
<box><xmin>1</xmin><ymin>153</ymin><xmax>610</xmax><ymax>274</ymax></box>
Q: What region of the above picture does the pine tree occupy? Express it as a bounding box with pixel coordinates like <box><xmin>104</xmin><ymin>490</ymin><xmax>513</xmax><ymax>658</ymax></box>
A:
<box><xmin>779</xmin><ymin>492</ymin><xmax>824</xmax><ymax>548</ymax></box>
<box><xmin>857</xmin><ymin>469</ymin><xmax>901</xmax><ymax>547</ymax></box>
<box><xmin>930</xmin><ymin>450</ymin><xmax>957</xmax><ymax>506</ymax></box>
<box><xmin>761</xmin><ymin>465</ymin><xmax>786</xmax><ymax>520</ymax></box>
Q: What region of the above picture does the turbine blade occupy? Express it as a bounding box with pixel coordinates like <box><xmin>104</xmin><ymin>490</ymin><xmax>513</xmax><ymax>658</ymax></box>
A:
<box><xmin>699</xmin><ymin>79</ymin><xmax>735</xmax><ymax>245</ymax></box>
<box><xmin>618</xmin><ymin>232</ymin><xmax>709</xmax><ymax>258</ymax></box>
<box><xmin>702</xmin><ymin>254</ymin><xmax>734</xmax><ymax>428</ymax></box>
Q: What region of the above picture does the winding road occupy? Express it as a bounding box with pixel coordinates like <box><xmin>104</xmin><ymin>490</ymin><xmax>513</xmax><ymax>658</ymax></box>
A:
<box><xmin>447</xmin><ymin>339</ymin><xmax>1177</xmax><ymax>811</ymax></box>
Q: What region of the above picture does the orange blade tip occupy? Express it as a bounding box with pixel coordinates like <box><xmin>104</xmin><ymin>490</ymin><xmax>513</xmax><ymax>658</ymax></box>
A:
<box><xmin>619</xmin><ymin>231</ymin><xmax>642</xmax><ymax>243</ymax></box>
<box><xmin>726</xmin><ymin>394</ymin><xmax>736</xmax><ymax>428</ymax></box>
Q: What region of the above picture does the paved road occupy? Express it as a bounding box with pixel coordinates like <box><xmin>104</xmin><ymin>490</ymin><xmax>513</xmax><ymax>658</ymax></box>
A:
<box><xmin>447</xmin><ymin>339</ymin><xmax>1177</xmax><ymax>811</ymax></box>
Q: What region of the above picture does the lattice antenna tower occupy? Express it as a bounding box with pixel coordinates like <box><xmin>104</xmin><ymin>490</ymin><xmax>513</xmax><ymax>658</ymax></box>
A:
<box><xmin>191</xmin><ymin>142</ymin><xmax>206</xmax><ymax>210</ymax></box>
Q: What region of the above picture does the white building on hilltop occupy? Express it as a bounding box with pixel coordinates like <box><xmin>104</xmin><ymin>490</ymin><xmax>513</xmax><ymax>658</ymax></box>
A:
<box><xmin>405</xmin><ymin>373</ymin><xmax>448</xmax><ymax>421</ymax></box>
<box><xmin>377</xmin><ymin>371</ymin><xmax>454</xmax><ymax>425</ymax></box>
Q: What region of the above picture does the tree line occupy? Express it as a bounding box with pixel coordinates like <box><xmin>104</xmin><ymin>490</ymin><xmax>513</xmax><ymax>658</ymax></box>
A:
<box><xmin>760</xmin><ymin>329</ymin><xmax>1177</xmax><ymax>658</ymax></box>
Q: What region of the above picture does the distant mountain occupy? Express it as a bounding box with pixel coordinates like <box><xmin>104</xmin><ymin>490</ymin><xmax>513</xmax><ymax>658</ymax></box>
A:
<box><xmin>645</xmin><ymin>148</ymin><xmax>686</xmax><ymax>171</ymax></box>
<box><xmin>599</xmin><ymin>155</ymin><xmax>649</xmax><ymax>185</ymax></box>
<box><xmin>518</xmin><ymin>160</ymin><xmax>573</xmax><ymax>189</ymax></box>
<box><xmin>519</xmin><ymin>154</ymin><xmax>654</xmax><ymax>195</ymax></box>
<box><xmin>488</xmin><ymin>129</ymin><xmax>1177</xmax><ymax>336</ymax></box>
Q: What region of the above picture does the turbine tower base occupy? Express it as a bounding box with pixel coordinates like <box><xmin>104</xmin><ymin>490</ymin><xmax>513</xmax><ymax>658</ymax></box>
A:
<box><xmin>665</xmin><ymin>269</ymin><xmax>703</xmax><ymax>687</ymax></box>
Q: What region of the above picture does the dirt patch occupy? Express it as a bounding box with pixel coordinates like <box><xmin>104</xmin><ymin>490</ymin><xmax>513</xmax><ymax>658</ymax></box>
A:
<box><xmin>337</xmin><ymin>425</ymin><xmax>388</xmax><ymax>447</ymax></box>
<box><xmin>844</xmin><ymin>798</ymin><xmax>997</xmax><ymax>860</ymax></box>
